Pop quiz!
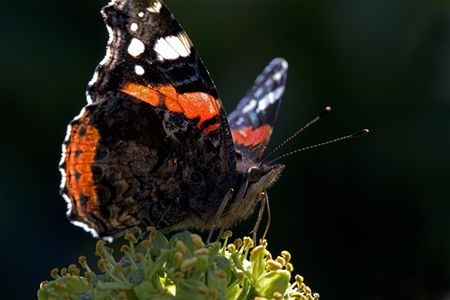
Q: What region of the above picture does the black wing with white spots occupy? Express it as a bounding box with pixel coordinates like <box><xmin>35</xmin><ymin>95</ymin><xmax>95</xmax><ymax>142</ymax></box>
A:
<box><xmin>88</xmin><ymin>0</ymin><xmax>219</xmax><ymax>101</ymax></box>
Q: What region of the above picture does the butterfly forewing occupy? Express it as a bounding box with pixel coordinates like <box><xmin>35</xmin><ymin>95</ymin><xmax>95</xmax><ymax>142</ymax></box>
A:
<box><xmin>228</xmin><ymin>58</ymin><xmax>288</xmax><ymax>160</ymax></box>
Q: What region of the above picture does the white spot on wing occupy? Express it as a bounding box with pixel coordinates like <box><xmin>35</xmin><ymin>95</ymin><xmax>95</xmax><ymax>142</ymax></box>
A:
<box><xmin>154</xmin><ymin>38</ymin><xmax>178</xmax><ymax>60</ymax></box>
<box><xmin>128</xmin><ymin>38</ymin><xmax>145</xmax><ymax>57</ymax></box>
<box><xmin>135</xmin><ymin>65</ymin><xmax>145</xmax><ymax>75</ymax></box>
<box><xmin>130</xmin><ymin>23</ymin><xmax>138</xmax><ymax>32</ymax></box>
<box><xmin>147</xmin><ymin>1</ymin><xmax>162</xmax><ymax>13</ymax></box>
<box><xmin>242</xmin><ymin>99</ymin><xmax>257</xmax><ymax>114</ymax></box>
<box><xmin>256</xmin><ymin>86</ymin><xmax>285</xmax><ymax>113</ymax></box>
<box><xmin>273</xmin><ymin>71</ymin><xmax>283</xmax><ymax>81</ymax></box>
<box><xmin>255</xmin><ymin>88</ymin><xmax>264</xmax><ymax>98</ymax></box>
<box><xmin>154</xmin><ymin>32</ymin><xmax>192</xmax><ymax>61</ymax></box>
<box><xmin>138</xmin><ymin>11</ymin><xmax>145</xmax><ymax>18</ymax></box>
<box><xmin>166</xmin><ymin>35</ymin><xmax>191</xmax><ymax>57</ymax></box>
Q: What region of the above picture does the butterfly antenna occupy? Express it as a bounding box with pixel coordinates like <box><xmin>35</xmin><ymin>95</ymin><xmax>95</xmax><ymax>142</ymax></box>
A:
<box><xmin>266</xmin><ymin>129</ymin><xmax>369</xmax><ymax>164</ymax></box>
<box><xmin>263</xmin><ymin>106</ymin><xmax>332</xmax><ymax>161</ymax></box>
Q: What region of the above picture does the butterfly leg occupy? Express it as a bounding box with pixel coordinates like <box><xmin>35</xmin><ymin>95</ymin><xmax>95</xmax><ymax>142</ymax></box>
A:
<box><xmin>251</xmin><ymin>191</ymin><xmax>271</xmax><ymax>244</ymax></box>
<box><xmin>251</xmin><ymin>192</ymin><xmax>267</xmax><ymax>245</ymax></box>
<box><xmin>260</xmin><ymin>191</ymin><xmax>271</xmax><ymax>242</ymax></box>
<box><xmin>207</xmin><ymin>188</ymin><xmax>234</xmax><ymax>244</ymax></box>
<box><xmin>156</xmin><ymin>202</ymin><xmax>175</xmax><ymax>229</ymax></box>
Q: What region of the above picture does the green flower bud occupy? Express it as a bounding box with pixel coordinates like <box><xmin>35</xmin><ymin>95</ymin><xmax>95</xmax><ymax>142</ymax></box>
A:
<box><xmin>276</xmin><ymin>256</ymin><xmax>286</xmax><ymax>267</ymax></box>
<box><xmin>176</xmin><ymin>240</ymin><xmax>189</xmax><ymax>256</ymax></box>
<box><xmin>281</xmin><ymin>250</ymin><xmax>291</xmax><ymax>263</ymax></box>
<box><xmin>124</xmin><ymin>232</ymin><xmax>137</xmax><ymax>245</ymax></box>
<box><xmin>266</xmin><ymin>259</ymin><xmax>283</xmax><ymax>271</ymax></box>
<box><xmin>222</xmin><ymin>230</ymin><xmax>233</xmax><ymax>240</ymax></box>
<box><xmin>191</xmin><ymin>234</ymin><xmax>205</xmax><ymax>249</ymax></box>
<box><xmin>227</xmin><ymin>244</ymin><xmax>236</xmax><ymax>253</ymax></box>
<box><xmin>50</xmin><ymin>268</ymin><xmax>59</xmax><ymax>279</ymax></box>
<box><xmin>194</xmin><ymin>248</ymin><xmax>209</xmax><ymax>256</ymax></box>
<box><xmin>243</xmin><ymin>237</ymin><xmax>254</xmax><ymax>250</ymax></box>
<box><xmin>180</xmin><ymin>257</ymin><xmax>198</xmax><ymax>272</ymax></box>
<box><xmin>286</xmin><ymin>262</ymin><xmax>294</xmax><ymax>272</ymax></box>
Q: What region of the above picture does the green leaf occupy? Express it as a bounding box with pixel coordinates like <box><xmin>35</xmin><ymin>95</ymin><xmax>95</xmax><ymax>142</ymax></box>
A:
<box><xmin>134</xmin><ymin>280</ymin><xmax>157</xmax><ymax>299</ymax></box>
<box><xmin>150</xmin><ymin>231</ymin><xmax>169</xmax><ymax>257</ymax></box>
<box><xmin>175</xmin><ymin>278</ymin><xmax>209</xmax><ymax>300</ymax></box>
<box><xmin>208</xmin><ymin>242</ymin><xmax>221</xmax><ymax>256</ymax></box>
<box><xmin>255</xmin><ymin>270</ymin><xmax>290</xmax><ymax>298</ymax></box>
<box><xmin>226</xmin><ymin>283</ymin><xmax>241</xmax><ymax>300</ymax></box>
<box><xmin>206</xmin><ymin>265</ymin><xmax>227</xmax><ymax>292</ymax></box>
<box><xmin>249</xmin><ymin>245</ymin><xmax>267</xmax><ymax>280</ymax></box>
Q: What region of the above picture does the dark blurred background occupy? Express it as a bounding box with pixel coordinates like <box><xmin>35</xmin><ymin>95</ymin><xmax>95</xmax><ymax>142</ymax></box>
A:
<box><xmin>1</xmin><ymin>0</ymin><xmax>450</xmax><ymax>299</ymax></box>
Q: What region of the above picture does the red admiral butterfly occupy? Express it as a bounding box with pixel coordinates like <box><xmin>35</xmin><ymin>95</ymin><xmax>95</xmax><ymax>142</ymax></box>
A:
<box><xmin>60</xmin><ymin>0</ymin><xmax>287</xmax><ymax>240</ymax></box>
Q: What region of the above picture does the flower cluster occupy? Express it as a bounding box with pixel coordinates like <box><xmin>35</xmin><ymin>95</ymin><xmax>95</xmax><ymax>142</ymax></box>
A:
<box><xmin>38</xmin><ymin>228</ymin><xmax>319</xmax><ymax>300</ymax></box>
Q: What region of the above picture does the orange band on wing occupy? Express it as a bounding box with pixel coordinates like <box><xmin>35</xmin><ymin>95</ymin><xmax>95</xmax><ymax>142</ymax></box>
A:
<box><xmin>120</xmin><ymin>83</ymin><xmax>162</xmax><ymax>106</ymax></box>
<box><xmin>231</xmin><ymin>124</ymin><xmax>273</xmax><ymax>147</ymax></box>
<box><xmin>121</xmin><ymin>83</ymin><xmax>221</xmax><ymax>129</ymax></box>
<box><xmin>63</xmin><ymin>112</ymin><xmax>100</xmax><ymax>218</ymax></box>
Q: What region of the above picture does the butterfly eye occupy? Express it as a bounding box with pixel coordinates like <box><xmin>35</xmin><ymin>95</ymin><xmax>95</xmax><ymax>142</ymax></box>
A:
<box><xmin>248</xmin><ymin>166</ymin><xmax>262</xmax><ymax>183</ymax></box>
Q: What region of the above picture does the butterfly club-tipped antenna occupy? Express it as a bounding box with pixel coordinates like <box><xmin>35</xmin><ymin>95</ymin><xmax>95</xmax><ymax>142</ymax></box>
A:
<box><xmin>266</xmin><ymin>129</ymin><xmax>370</xmax><ymax>165</ymax></box>
<box><xmin>263</xmin><ymin>106</ymin><xmax>332</xmax><ymax>161</ymax></box>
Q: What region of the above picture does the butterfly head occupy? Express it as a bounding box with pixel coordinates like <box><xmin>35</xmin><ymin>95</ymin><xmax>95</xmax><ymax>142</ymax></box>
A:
<box><xmin>235</xmin><ymin>158</ymin><xmax>285</xmax><ymax>204</ymax></box>
<box><xmin>218</xmin><ymin>160</ymin><xmax>283</xmax><ymax>229</ymax></box>
<box><xmin>247</xmin><ymin>163</ymin><xmax>284</xmax><ymax>188</ymax></box>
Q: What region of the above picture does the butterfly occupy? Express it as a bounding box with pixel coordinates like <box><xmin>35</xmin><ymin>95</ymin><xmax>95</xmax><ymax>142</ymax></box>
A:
<box><xmin>60</xmin><ymin>0</ymin><xmax>287</xmax><ymax>240</ymax></box>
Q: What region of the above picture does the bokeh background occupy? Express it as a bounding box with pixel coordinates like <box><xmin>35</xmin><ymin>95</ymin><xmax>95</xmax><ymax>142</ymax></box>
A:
<box><xmin>1</xmin><ymin>0</ymin><xmax>450</xmax><ymax>299</ymax></box>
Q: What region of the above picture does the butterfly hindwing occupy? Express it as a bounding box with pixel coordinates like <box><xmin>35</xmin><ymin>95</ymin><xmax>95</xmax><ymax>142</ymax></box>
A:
<box><xmin>228</xmin><ymin>58</ymin><xmax>288</xmax><ymax>160</ymax></box>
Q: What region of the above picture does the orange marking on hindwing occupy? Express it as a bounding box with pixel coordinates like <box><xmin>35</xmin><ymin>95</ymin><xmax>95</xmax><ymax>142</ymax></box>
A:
<box><xmin>231</xmin><ymin>124</ymin><xmax>273</xmax><ymax>147</ymax></box>
<box><xmin>121</xmin><ymin>83</ymin><xmax>221</xmax><ymax>131</ymax></box>
<box><xmin>63</xmin><ymin>111</ymin><xmax>100</xmax><ymax>218</ymax></box>
<box><xmin>203</xmin><ymin>123</ymin><xmax>221</xmax><ymax>135</ymax></box>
